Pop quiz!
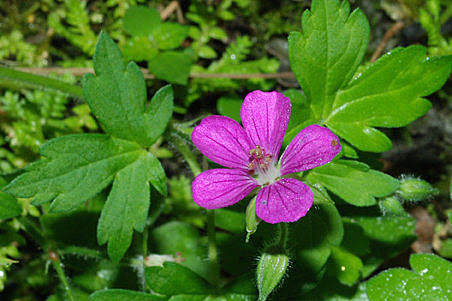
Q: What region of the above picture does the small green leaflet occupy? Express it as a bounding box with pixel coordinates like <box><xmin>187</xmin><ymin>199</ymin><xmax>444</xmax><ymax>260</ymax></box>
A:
<box><xmin>83</xmin><ymin>32</ymin><xmax>173</xmax><ymax>147</ymax></box>
<box><xmin>367</xmin><ymin>254</ymin><xmax>452</xmax><ymax>300</ymax></box>
<box><xmin>122</xmin><ymin>6</ymin><xmax>191</xmax><ymax>84</ymax></box>
<box><xmin>307</xmin><ymin>160</ymin><xmax>399</xmax><ymax>206</ymax></box>
<box><xmin>148</xmin><ymin>51</ymin><xmax>192</xmax><ymax>85</ymax></box>
<box><xmin>289</xmin><ymin>0</ymin><xmax>452</xmax><ymax>152</ymax></box>
<box><xmin>123</xmin><ymin>6</ymin><xmax>161</xmax><ymax>37</ymax></box>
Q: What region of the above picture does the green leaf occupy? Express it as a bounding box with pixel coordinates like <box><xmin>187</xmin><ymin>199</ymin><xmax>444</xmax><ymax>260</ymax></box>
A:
<box><xmin>145</xmin><ymin>262</ymin><xmax>213</xmax><ymax>296</ymax></box>
<box><xmin>123</xmin><ymin>36</ymin><xmax>159</xmax><ymax>61</ymax></box>
<box><xmin>197</xmin><ymin>45</ymin><xmax>217</xmax><ymax>59</ymax></box>
<box><xmin>351</xmin><ymin>215</ymin><xmax>416</xmax><ymax>244</ymax></box>
<box><xmin>282</xmin><ymin>89</ymin><xmax>315</xmax><ymax>145</ymax></box>
<box><xmin>439</xmin><ymin>239</ymin><xmax>452</xmax><ymax>258</ymax></box>
<box><xmin>83</xmin><ymin>32</ymin><xmax>174</xmax><ymax>146</ymax></box>
<box><xmin>0</xmin><ymin>191</ymin><xmax>21</xmax><ymax>220</ymax></box>
<box><xmin>289</xmin><ymin>198</ymin><xmax>343</xmax><ymax>291</ymax></box>
<box><xmin>153</xmin><ymin>23</ymin><xmax>188</xmax><ymax>50</ymax></box>
<box><xmin>97</xmin><ymin>152</ymin><xmax>166</xmax><ymax>262</ymax></box>
<box><xmin>123</xmin><ymin>6</ymin><xmax>161</xmax><ymax>36</ymax></box>
<box><xmin>326</xmin><ymin>246</ymin><xmax>363</xmax><ymax>286</ymax></box>
<box><xmin>41</xmin><ymin>210</ymin><xmax>100</xmax><ymax>249</ymax></box>
<box><xmin>341</xmin><ymin>220</ymin><xmax>370</xmax><ymax>256</ymax></box>
<box><xmin>90</xmin><ymin>289</ymin><xmax>167</xmax><ymax>301</ymax></box>
<box><xmin>145</xmin><ymin>85</ymin><xmax>174</xmax><ymax>147</ymax></box>
<box><xmin>209</xmin><ymin>27</ymin><xmax>228</xmax><ymax>40</ymax></box>
<box><xmin>4</xmin><ymin>134</ymin><xmax>142</xmax><ymax>212</ymax></box>
<box><xmin>216</xmin><ymin>95</ymin><xmax>242</xmax><ymax>122</ymax></box>
<box><xmin>307</xmin><ymin>160</ymin><xmax>399</xmax><ymax>206</ymax></box>
<box><xmin>215</xmin><ymin>208</ymin><xmax>245</xmax><ymax>233</ymax></box>
<box><xmin>151</xmin><ymin>221</ymin><xmax>207</xmax><ymax>278</ymax></box>
<box><xmin>300</xmin><ymin>276</ymin><xmax>368</xmax><ymax>300</ymax></box>
<box><xmin>367</xmin><ymin>254</ymin><xmax>452</xmax><ymax>300</ymax></box>
<box><xmin>288</xmin><ymin>0</ymin><xmax>369</xmax><ymax>119</ymax></box>
<box><xmin>325</xmin><ymin>46</ymin><xmax>452</xmax><ymax>152</ymax></box>
<box><xmin>148</xmin><ymin>51</ymin><xmax>192</xmax><ymax>85</ymax></box>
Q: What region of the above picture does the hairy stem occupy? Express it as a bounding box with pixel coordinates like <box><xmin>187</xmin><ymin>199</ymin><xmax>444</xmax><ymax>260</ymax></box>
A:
<box><xmin>168</xmin><ymin>127</ymin><xmax>202</xmax><ymax>176</ymax></box>
<box><xmin>50</xmin><ymin>252</ymin><xmax>74</xmax><ymax>301</ymax></box>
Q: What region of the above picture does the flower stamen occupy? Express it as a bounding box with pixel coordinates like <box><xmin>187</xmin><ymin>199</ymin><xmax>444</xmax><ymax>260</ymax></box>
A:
<box><xmin>248</xmin><ymin>145</ymin><xmax>280</xmax><ymax>186</ymax></box>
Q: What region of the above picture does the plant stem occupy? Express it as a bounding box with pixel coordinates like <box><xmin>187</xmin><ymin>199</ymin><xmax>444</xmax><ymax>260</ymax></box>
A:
<box><xmin>19</xmin><ymin>217</ymin><xmax>74</xmax><ymax>300</ymax></box>
<box><xmin>50</xmin><ymin>252</ymin><xmax>74</xmax><ymax>301</ymax></box>
<box><xmin>279</xmin><ymin>223</ymin><xmax>289</xmax><ymax>249</ymax></box>
<box><xmin>0</xmin><ymin>66</ymin><xmax>84</xmax><ymax>98</ymax></box>
<box><xmin>169</xmin><ymin>123</ymin><xmax>219</xmax><ymax>286</ymax></box>
<box><xmin>168</xmin><ymin>127</ymin><xmax>202</xmax><ymax>176</ymax></box>
<box><xmin>207</xmin><ymin>210</ymin><xmax>220</xmax><ymax>287</ymax></box>
<box><xmin>138</xmin><ymin>228</ymin><xmax>149</xmax><ymax>291</ymax></box>
<box><xmin>18</xmin><ymin>67</ymin><xmax>296</xmax><ymax>80</ymax></box>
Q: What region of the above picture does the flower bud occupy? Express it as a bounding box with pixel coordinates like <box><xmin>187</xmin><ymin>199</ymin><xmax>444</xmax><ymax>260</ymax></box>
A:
<box><xmin>245</xmin><ymin>196</ymin><xmax>260</xmax><ymax>242</ymax></box>
<box><xmin>397</xmin><ymin>176</ymin><xmax>439</xmax><ymax>202</ymax></box>
<box><xmin>379</xmin><ymin>196</ymin><xmax>407</xmax><ymax>216</ymax></box>
<box><xmin>256</xmin><ymin>224</ymin><xmax>289</xmax><ymax>301</ymax></box>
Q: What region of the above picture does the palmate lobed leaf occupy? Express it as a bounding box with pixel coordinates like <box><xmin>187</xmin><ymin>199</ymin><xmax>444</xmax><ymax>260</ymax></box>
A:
<box><xmin>289</xmin><ymin>0</ymin><xmax>452</xmax><ymax>152</ymax></box>
<box><xmin>5</xmin><ymin>32</ymin><xmax>172</xmax><ymax>261</ymax></box>
<box><xmin>4</xmin><ymin>135</ymin><xmax>167</xmax><ymax>262</ymax></box>
<box><xmin>4</xmin><ymin>134</ymin><xmax>143</xmax><ymax>212</ymax></box>
<box><xmin>325</xmin><ymin>46</ymin><xmax>452</xmax><ymax>152</ymax></box>
<box><xmin>83</xmin><ymin>31</ymin><xmax>173</xmax><ymax>147</ymax></box>
<box><xmin>288</xmin><ymin>0</ymin><xmax>369</xmax><ymax>120</ymax></box>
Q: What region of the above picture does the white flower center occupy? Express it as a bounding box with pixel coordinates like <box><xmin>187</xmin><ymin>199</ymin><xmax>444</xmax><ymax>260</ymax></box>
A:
<box><xmin>248</xmin><ymin>146</ymin><xmax>281</xmax><ymax>186</ymax></box>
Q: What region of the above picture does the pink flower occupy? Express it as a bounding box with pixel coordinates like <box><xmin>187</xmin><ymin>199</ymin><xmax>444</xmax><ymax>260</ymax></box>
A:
<box><xmin>191</xmin><ymin>90</ymin><xmax>341</xmax><ymax>224</ymax></box>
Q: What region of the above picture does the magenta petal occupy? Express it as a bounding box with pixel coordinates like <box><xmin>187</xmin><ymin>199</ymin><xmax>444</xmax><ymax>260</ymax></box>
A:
<box><xmin>280</xmin><ymin>125</ymin><xmax>341</xmax><ymax>175</ymax></box>
<box><xmin>240</xmin><ymin>91</ymin><xmax>291</xmax><ymax>157</ymax></box>
<box><xmin>192</xmin><ymin>169</ymin><xmax>258</xmax><ymax>209</ymax></box>
<box><xmin>192</xmin><ymin>115</ymin><xmax>253</xmax><ymax>169</ymax></box>
<box><xmin>256</xmin><ymin>178</ymin><xmax>313</xmax><ymax>224</ymax></box>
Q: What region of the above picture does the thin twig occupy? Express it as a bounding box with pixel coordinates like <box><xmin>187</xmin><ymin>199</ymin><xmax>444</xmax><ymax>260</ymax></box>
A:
<box><xmin>17</xmin><ymin>67</ymin><xmax>296</xmax><ymax>79</ymax></box>
<box><xmin>160</xmin><ymin>1</ymin><xmax>184</xmax><ymax>23</ymax></box>
<box><xmin>370</xmin><ymin>21</ymin><xmax>405</xmax><ymax>63</ymax></box>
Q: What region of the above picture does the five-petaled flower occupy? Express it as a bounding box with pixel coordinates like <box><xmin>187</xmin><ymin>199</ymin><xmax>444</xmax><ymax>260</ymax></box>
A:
<box><xmin>191</xmin><ymin>90</ymin><xmax>341</xmax><ymax>224</ymax></box>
